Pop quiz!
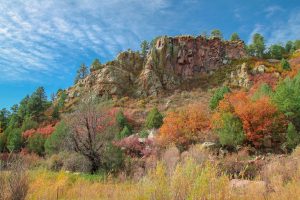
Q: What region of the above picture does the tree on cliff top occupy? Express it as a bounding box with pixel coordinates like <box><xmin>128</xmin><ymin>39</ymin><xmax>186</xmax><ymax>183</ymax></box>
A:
<box><xmin>210</xmin><ymin>29</ymin><xmax>223</xmax><ymax>39</ymax></box>
<box><xmin>230</xmin><ymin>33</ymin><xmax>240</xmax><ymax>41</ymax></box>
<box><xmin>74</xmin><ymin>63</ymin><xmax>89</xmax><ymax>84</ymax></box>
<box><xmin>248</xmin><ymin>33</ymin><xmax>265</xmax><ymax>58</ymax></box>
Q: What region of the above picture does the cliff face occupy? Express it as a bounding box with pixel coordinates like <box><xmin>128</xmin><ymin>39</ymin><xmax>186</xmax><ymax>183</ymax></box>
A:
<box><xmin>66</xmin><ymin>35</ymin><xmax>247</xmax><ymax>99</ymax></box>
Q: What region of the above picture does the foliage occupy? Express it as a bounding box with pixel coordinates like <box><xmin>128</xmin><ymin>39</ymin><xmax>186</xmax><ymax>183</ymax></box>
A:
<box><xmin>27</xmin><ymin>134</ymin><xmax>46</xmax><ymax>156</ymax></box>
<box><xmin>90</xmin><ymin>58</ymin><xmax>102</xmax><ymax>72</ymax></box>
<box><xmin>44</xmin><ymin>121</ymin><xmax>69</xmax><ymax>155</ymax></box>
<box><xmin>158</xmin><ymin>104</ymin><xmax>210</xmax><ymax>149</ymax></box>
<box><xmin>268</xmin><ymin>44</ymin><xmax>285</xmax><ymax>59</ymax></box>
<box><xmin>51</xmin><ymin>105</ymin><xmax>60</xmax><ymax>119</ymax></box>
<box><xmin>281</xmin><ymin>58</ymin><xmax>291</xmax><ymax>70</ymax></box>
<box><xmin>21</xmin><ymin>117</ymin><xmax>38</xmax><ymax>132</ymax></box>
<box><xmin>139</xmin><ymin>129</ymin><xmax>149</xmax><ymax>138</ymax></box>
<box><xmin>248</xmin><ymin>33</ymin><xmax>265</xmax><ymax>58</ymax></box>
<box><xmin>285</xmin><ymin>122</ymin><xmax>300</xmax><ymax>150</ymax></box>
<box><xmin>114</xmin><ymin>135</ymin><xmax>154</xmax><ymax>157</ymax></box>
<box><xmin>0</xmin><ymin>108</ymin><xmax>10</xmax><ymax>132</ymax></box>
<box><xmin>252</xmin><ymin>83</ymin><xmax>273</xmax><ymax>100</ymax></box>
<box><xmin>0</xmin><ymin>132</ymin><xmax>6</xmax><ymax>152</ymax></box>
<box><xmin>74</xmin><ymin>63</ymin><xmax>89</xmax><ymax>84</ymax></box>
<box><xmin>7</xmin><ymin>128</ymin><xmax>23</xmax><ymax>152</ymax></box>
<box><xmin>140</xmin><ymin>40</ymin><xmax>150</xmax><ymax>58</ymax></box>
<box><xmin>57</xmin><ymin>90</ymin><xmax>67</xmax><ymax>110</ymax></box>
<box><xmin>145</xmin><ymin>108</ymin><xmax>163</xmax><ymax>129</ymax></box>
<box><xmin>210</xmin><ymin>29</ymin><xmax>223</xmax><ymax>39</ymax></box>
<box><xmin>116</xmin><ymin>110</ymin><xmax>129</xmax><ymax>130</ymax></box>
<box><xmin>230</xmin><ymin>32</ymin><xmax>240</xmax><ymax>41</ymax></box>
<box><xmin>66</xmin><ymin>100</ymin><xmax>119</xmax><ymax>173</ymax></box>
<box><xmin>272</xmin><ymin>73</ymin><xmax>300</xmax><ymax>130</ymax></box>
<box><xmin>27</xmin><ymin>87</ymin><xmax>49</xmax><ymax>122</ymax></box>
<box><xmin>218</xmin><ymin>92</ymin><xmax>287</xmax><ymax>147</ymax></box>
<box><xmin>213</xmin><ymin>112</ymin><xmax>245</xmax><ymax>148</ymax></box>
<box><xmin>117</xmin><ymin>126</ymin><xmax>132</xmax><ymax>139</ymax></box>
<box><xmin>209</xmin><ymin>86</ymin><xmax>230</xmax><ymax>110</ymax></box>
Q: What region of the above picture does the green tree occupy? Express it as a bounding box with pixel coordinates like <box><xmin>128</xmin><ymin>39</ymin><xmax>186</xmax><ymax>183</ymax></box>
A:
<box><xmin>27</xmin><ymin>87</ymin><xmax>49</xmax><ymax>122</ymax></box>
<box><xmin>140</xmin><ymin>40</ymin><xmax>150</xmax><ymax>58</ymax></box>
<box><xmin>272</xmin><ymin>73</ymin><xmax>300</xmax><ymax>130</ymax></box>
<box><xmin>17</xmin><ymin>95</ymin><xmax>30</xmax><ymax>122</ymax></box>
<box><xmin>281</xmin><ymin>58</ymin><xmax>291</xmax><ymax>70</ymax></box>
<box><xmin>27</xmin><ymin>134</ymin><xmax>46</xmax><ymax>156</ymax></box>
<box><xmin>215</xmin><ymin>112</ymin><xmax>245</xmax><ymax>148</ymax></box>
<box><xmin>74</xmin><ymin>63</ymin><xmax>89</xmax><ymax>84</ymax></box>
<box><xmin>57</xmin><ymin>90</ymin><xmax>67</xmax><ymax>110</ymax></box>
<box><xmin>286</xmin><ymin>122</ymin><xmax>300</xmax><ymax>150</ymax></box>
<box><xmin>0</xmin><ymin>108</ymin><xmax>10</xmax><ymax>132</ymax></box>
<box><xmin>230</xmin><ymin>33</ymin><xmax>240</xmax><ymax>41</ymax></box>
<box><xmin>294</xmin><ymin>40</ymin><xmax>300</xmax><ymax>50</ymax></box>
<box><xmin>145</xmin><ymin>108</ymin><xmax>163</xmax><ymax>129</ymax></box>
<box><xmin>90</xmin><ymin>59</ymin><xmax>102</xmax><ymax>72</ymax></box>
<box><xmin>0</xmin><ymin>133</ymin><xmax>6</xmax><ymax>152</ymax></box>
<box><xmin>21</xmin><ymin>117</ymin><xmax>38</xmax><ymax>132</ymax></box>
<box><xmin>209</xmin><ymin>86</ymin><xmax>231</xmax><ymax>110</ymax></box>
<box><xmin>248</xmin><ymin>33</ymin><xmax>265</xmax><ymax>58</ymax></box>
<box><xmin>45</xmin><ymin>121</ymin><xmax>69</xmax><ymax>155</ymax></box>
<box><xmin>268</xmin><ymin>44</ymin><xmax>285</xmax><ymax>59</ymax></box>
<box><xmin>210</xmin><ymin>29</ymin><xmax>223</xmax><ymax>39</ymax></box>
<box><xmin>52</xmin><ymin>106</ymin><xmax>60</xmax><ymax>120</ymax></box>
<box><xmin>7</xmin><ymin>128</ymin><xmax>23</xmax><ymax>152</ymax></box>
<box><xmin>285</xmin><ymin>41</ymin><xmax>294</xmax><ymax>53</ymax></box>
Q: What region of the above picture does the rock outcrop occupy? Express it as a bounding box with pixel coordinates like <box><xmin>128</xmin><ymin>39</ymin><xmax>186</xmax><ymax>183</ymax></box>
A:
<box><xmin>66</xmin><ymin>35</ymin><xmax>247</xmax><ymax>99</ymax></box>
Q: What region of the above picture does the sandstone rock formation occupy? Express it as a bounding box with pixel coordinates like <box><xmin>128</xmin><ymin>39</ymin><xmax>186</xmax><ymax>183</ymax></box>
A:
<box><xmin>66</xmin><ymin>35</ymin><xmax>247</xmax><ymax>99</ymax></box>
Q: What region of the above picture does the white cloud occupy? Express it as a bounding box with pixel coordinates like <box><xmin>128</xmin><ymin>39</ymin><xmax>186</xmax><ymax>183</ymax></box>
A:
<box><xmin>264</xmin><ymin>5</ymin><xmax>284</xmax><ymax>18</ymax></box>
<box><xmin>0</xmin><ymin>0</ymin><xmax>170</xmax><ymax>82</ymax></box>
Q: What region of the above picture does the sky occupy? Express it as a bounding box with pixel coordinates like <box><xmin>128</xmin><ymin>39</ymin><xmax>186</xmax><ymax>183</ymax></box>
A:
<box><xmin>0</xmin><ymin>0</ymin><xmax>299</xmax><ymax>109</ymax></box>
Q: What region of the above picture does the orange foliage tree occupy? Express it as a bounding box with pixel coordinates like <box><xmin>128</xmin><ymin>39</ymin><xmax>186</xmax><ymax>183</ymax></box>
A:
<box><xmin>217</xmin><ymin>91</ymin><xmax>287</xmax><ymax>147</ymax></box>
<box><xmin>158</xmin><ymin>103</ymin><xmax>211</xmax><ymax>149</ymax></box>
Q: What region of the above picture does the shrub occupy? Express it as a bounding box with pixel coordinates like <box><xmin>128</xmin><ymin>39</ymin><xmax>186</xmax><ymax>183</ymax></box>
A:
<box><xmin>62</xmin><ymin>152</ymin><xmax>92</xmax><ymax>173</ymax></box>
<box><xmin>102</xmin><ymin>143</ymin><xmax>125</xmax><ymax>173</ymax></box>
<box><xmin>21</xmin><ymin>117</ymin><xmax>38</xmax><ymax>132</ymax></box>
<box><xmin>27</xmin><ymin>134</ymin><xmax>46</xmax><ymax>156</ymax></box>
<box><xmin>139</xmin><ymin>129</ymin><xmax>149</xmax><ymax>138</ymax></box>
<box><xmin>158</xmin><ymin>104</ymin><xmax>210</xmax><ymax>149</ymax></box>
<box><xmin>213</xmin><ymin>112</ymin><xmax>245</xmax><ymax>148</ymax></box>
<box><xmin>286</xmin><ymin>123</ymin><xmax>300</xmax><ymax>150</ymax></box>
<box><xmin>251</xmin><ymin>83</ymin><xmax>273</xmax><ymax>100</ymax></box>
<box><xmin>209</xmin><ymin>86</ymin><xmax>230</xmax><ymax>110</ymax></box>
<box><xmin>47</xmin><ymin>153</ymin><xmax>64</xmax><ymax>171</ymax></box>
<box><xmin>0</xmin><ymin>133</ymin><xmax>6</xmax><ymax>152</ymax></box>
<box><xmin>44</xmin><ymin>121</ymin><xmax>69</xmax><ymax>155</ymax></box>
<box><xmin>7</xmin><ymin>129</ymin><xmax>23</xmax><ymax>152</ymax></box>
<box><xmin>116</xmin><ymin>110</ymin><xmax>128</xmax><ymax>129</ymax></box>
<box><xmin>281</xmin><ymin>58</ymin><xmax>291</xmax><ymax>70</ymax></box>
<box><xmin>117</xmin><ymin>126</ymin><xmax>132</xmax><ymax>140</ymax></box>
<box><xmin>145</xmin><ymin>108</ymin><xmax>163</xmax><ymax>129</ymax></box>
<box><xmin>272</xmin><ymin>73</ymin><xmax>300</xmax><ymax>130</ymax></box>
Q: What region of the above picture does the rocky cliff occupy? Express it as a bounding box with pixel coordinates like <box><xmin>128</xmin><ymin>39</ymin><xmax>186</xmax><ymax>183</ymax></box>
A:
<box><xmin>66</xmin><ymin>35</ymin><xmax>247</xmax><ymax>99</ymax></box>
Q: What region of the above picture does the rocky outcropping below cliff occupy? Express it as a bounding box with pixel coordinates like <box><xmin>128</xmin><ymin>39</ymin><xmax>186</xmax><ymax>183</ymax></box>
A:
<box><xmin>66</xmin><ymin>35</ymin><xmax>247</xmax><ymax>99</ymax></box>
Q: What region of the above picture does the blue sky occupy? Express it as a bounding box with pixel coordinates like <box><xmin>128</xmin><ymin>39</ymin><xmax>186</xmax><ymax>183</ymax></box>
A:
<box><xmin>0</xmin><ymin>0</ymin><xmax>299</xmax><ymax>109</ymax></box>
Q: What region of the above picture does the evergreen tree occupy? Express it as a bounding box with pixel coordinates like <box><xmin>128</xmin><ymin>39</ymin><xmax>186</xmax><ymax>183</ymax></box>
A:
<box><xmin>27</xmin><ymin>134</ymin><xmax>46</xmax><ymax>156</ymax></box>
<box><xmin>281</xmin><ymin>58</ymin><xmax>291</xmax><ymax>70</ymax></box>
<box><xmin>45</xmin><ymin>121</ymin><xmax>69</xmax><ymax>155</ymax></box>
<box><xmin>140</xmin><ymin>40</ymin><xmax>150</xmax><ymax>58</ymax></box>
<box><xmin>248</xmin><ymin>33</ymin><xmax>265</xmax><ymax>58</ymax></box>
<box><xmin>145</xmin><ymin>108</ymin><xmax>163</xmax><ymax>129</ymax></box>
<box><xmin>210</xmin><ymin>29</ymin><xmax>223</xmax><ymax>39</ymax></box>
<box><xmin>90</xmin><ymin>59</ymin><xmax>102</xmax><ymax>72</ymax></box>
<box><xmin>27</xmin><ymin>87</ymin><xmax>49</xmax><ymax>122</ymax></box>
<box><xmin>230</xmin><ymin>33</ymin><xmax>240</xmax><ymax>41</ymax></box>
<box><xmin>74</xmin><ymin>63</ymin><xmax>89</xmax><ymax>84</ymax></box>
<box><xmin>209</xmin><ymin>86</ymin><xmax>231</xmax><ymax>110</ymax></box>
<box><xmin>7</xmin><ymin>128</ymin><xmax>23</xmax><ymax>152</ymax></box>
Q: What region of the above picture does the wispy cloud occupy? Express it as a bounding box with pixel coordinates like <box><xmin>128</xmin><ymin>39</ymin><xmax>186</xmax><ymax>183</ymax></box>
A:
<box><xmin>0</xmin><ymin>0</ymin><xmax>169</xmax><ymax>82</ymax></box>
<box><xmin>264</xmin><ymin>5</ymin><xmax>284</xmax><ymax>18</ymax></box>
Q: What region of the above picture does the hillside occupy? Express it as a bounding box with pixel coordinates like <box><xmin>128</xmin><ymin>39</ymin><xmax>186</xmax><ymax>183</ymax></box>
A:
<box><xmin>1</xmin><ymin>33</ymin><xmax>300</xmax><ymax>200</ymax></box>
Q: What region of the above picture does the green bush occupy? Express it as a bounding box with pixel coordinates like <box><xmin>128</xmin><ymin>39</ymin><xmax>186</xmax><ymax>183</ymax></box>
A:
<box><xmin>7</xmin><ymin>128</ymin><xmax>23</xmax><ymax>152</ymax></box>
<box><xmin>139</xmin><ymin>129</ymin><xmax>149</xmax><ymax>138</ymax></box>
<box><xmin>117</xmin><ymin>126</ymin><xmax>131</xmax><ymax>139</ymax></box>
<box><xmin>286</xmin><ymin>123</ymin><xmax>300</xmax><ymax>150</ymax></box>
<box><xmin>0</xmin><ymin>133</ymin><xmax>6</xmax><ymax>152</ymax></box>
<box><xmin>102</xmin><ymin>143</ymin><xmax>124</xmax><ymax>173</ymax></box>
<box><xmin>21</xmin><ymin>117</ymin><xmax>38</xmax><ymax>132</ymax></box>
<box><xmin>209</xmin><ymin>86</ymin><xmax>231</xmax><ymax>110</ymax></box>
<box><xmin>27</xmin><ymin>134</ymin><xmax>46</xmax><ymax>156</ymax></box>
<box><xmin>215</xmin><ymin>112</ymin><xmax>245</xmax><ymax>148</ymax></box>
<box><xmin>272</xmin><ymin>73</ymin><xmax>300</xmax><ymax>130</ymax></box>
<box><xmin>281</xmin><ymin>58</ymin><xmax>291</xmax><ymax>70</ymax></box>
<box><xmin>44</xmin><ymin>121</ymin><xmax>69</xmax><ymax>155</ymax></box>
<box><xmin>145</xmin><ymin>108</ymin><xmax>163</xmax><ymax>129</ymax></box>
<box><xmin>252</xmin><ymin>83</ymin><xmax>273</xmax><ymax>100</ymax></box>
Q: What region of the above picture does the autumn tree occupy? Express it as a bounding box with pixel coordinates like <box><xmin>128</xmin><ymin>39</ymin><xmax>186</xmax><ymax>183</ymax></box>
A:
<box><xmin>66</xmin><ymin>100</ymin><xmax>118</xmax><ymax>173</ymax></box>
<box><xmin>158</xmin><ymin>103</ymin><xmax>210</xmax><ymax>150</ymax></box>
